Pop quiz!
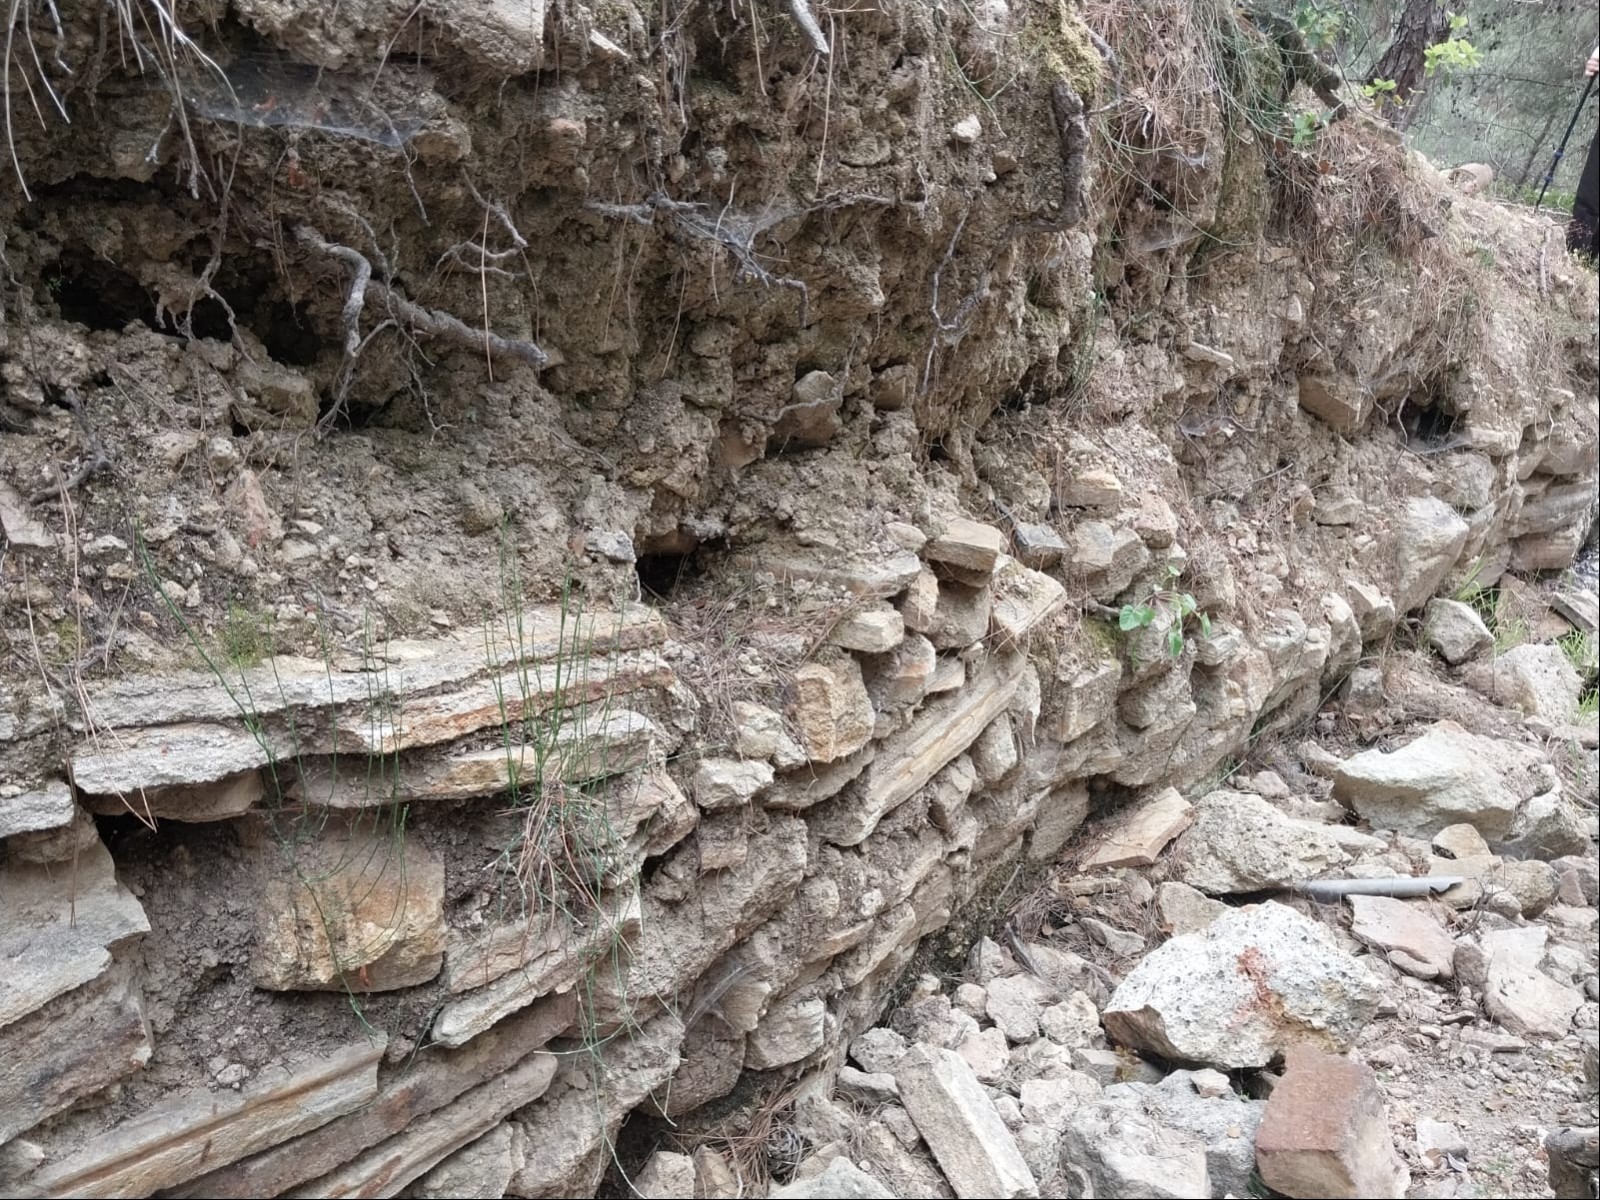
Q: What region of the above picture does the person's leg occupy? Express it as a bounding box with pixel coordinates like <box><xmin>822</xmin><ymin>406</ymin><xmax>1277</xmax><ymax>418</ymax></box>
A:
<box><xmin>1570</xmin><ymin>130</ymin><xmax>1600</xmax><ymax>259</ymax></box>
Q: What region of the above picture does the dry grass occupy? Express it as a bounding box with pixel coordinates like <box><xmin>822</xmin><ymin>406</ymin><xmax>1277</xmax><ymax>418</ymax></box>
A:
<box><xmin>659</xmin><ymin>575</ymin><xmax>851</xmax><ymax>752</ymax></box>
<box><xmin>5</xmin><ymin>0</ymin><xmax>235</xmax><ymax>201</ymax></box>
<box><xmin>672</xmin><ymin>1082</ymin><xmax>801</xmax><ymax>1195</ymax></box>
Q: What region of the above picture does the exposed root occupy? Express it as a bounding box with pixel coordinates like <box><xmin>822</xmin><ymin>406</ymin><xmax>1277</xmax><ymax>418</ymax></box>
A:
<box><xmin>786</xmin><ymin>0</ymin><xmax>829</xmax><ymax>57</ymax></box>
<box><xmin>29</xmin><ymin>388</ymin><xmax>110</xmax><ymax>505</ymax></box>
<box><xmin>295</xmin><ymin>224</ymin><xmax>550</xmax><ymax>413</ymax></box>
<box><xmin>584</xmin><ymin>192</ymin><xmax>820</xmax><ymax>323</ymax></box>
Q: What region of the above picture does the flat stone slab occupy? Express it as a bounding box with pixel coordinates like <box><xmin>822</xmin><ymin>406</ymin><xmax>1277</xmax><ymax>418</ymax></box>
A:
<box><xmin>290</xmin><ymin>710</ymin><xmax>659</xmax><ymax>807</ymax></box>
<box><xmin>169</xmin><ymin>995</ymin><xmax>576</xmax><ymax>1198</ymax></box>
<box><xmin>68</xmin><ymin>604</ymin><xmax>666</xmax><ymax>731</ymax></box>
<box><xmin>1</xmin><ymin>836</ymin><xmax>150</xmax><ymax>1029</ymax></box>
<box><xmin>989</xmin><ymin>556</ymin><xmax>1068</xmax><ymax>646</ymax></box>
<box><xmin>895</xmin><ymin>1044</ymin><xmax>1038</xmax><ymax>1199</ymax></box>
<box><xmin>17</xmin><ymin>1039</ymin><xmax>385</xmax><ymax>1198</ymax></box>
<box><xmin>1348</xmin><ymin>895</ymin><xmax>1456</xmax><ymax>979</ymax></box>
<box><xmin>0</xmin><ymin>780</ymin><xmax>75</xmax><ymax>838</ymax></box>
<box><xmin>290</xmin><ymin>1052</ymin><xmax>555</xmax><ymax>1199</ymax></box>
<box><xmin>432</xmin><ymin>894</ymin><xmax>641</xmax><ymax>1048</ymax></box>
<box><xmin>810</xmin><ymin>651</ymin><xmax>1022</xmax><ymax>846</ymax></box>
<box><xmin>1083</xmin><ymin>787</ymin><xmax>1194</xmax><ymax>869</ymax></box>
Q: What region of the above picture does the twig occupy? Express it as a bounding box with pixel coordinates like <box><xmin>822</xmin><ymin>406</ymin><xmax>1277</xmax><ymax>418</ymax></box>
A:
<box><xmin>30</xmin><ymin>390</ymin><xmax>111</xmax><ymax>505</ymax></box>
<box><xmin>296</xmin><ymin>224</ymin><xmax>549</xmax><ymax>369</ymax></box>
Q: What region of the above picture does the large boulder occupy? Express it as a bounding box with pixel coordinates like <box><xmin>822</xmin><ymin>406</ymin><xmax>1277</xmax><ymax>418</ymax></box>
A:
<box><xmin>1176</xmin><ymin>791</ymin><xmax>1349</xmax><ymax>895</ymax></box>
<box><xmin>1393</xmin><ymin>498</ymin><xmax>1469</xmax><ymax>613</ymax></box>
<box><xmin>1102</xmin><ymin>902</ymin><xmax>1383</xmax><ymax>1070</ymax></box>
<box><xmin>1465</xmin><ymin>643</ymin><xmax>1583</xmax><ymax>722</ymax></box>
<box><xmin>1330</xmin><ymin>721</ymin><xmax>1552</xmax><ymax>845</ymax></box>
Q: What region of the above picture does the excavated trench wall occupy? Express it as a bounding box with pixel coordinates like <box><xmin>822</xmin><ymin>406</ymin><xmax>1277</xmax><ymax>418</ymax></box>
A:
<box><xmin>1</xmin><ymin>0</ymin><xmax>1597</xmax><ymax>1196</ymax></box>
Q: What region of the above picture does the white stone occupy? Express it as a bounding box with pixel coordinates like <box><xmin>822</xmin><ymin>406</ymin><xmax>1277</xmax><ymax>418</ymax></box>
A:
<box><xmin>1422</xmin><ymin>598</ymin><xmax>1492</xmax><ymax>664</ymax></box>
<box><xmin>1103</xmin><ymin>902</ymin><xmax>1384</xmax><ymax>1069</ymax></box>
<box><xmin>1178</xmin><ymin>790</ymin><xmax>1348</xmax><ymax>895</ymax></box>
<box><xmin>895</xmin><ymin>1044</ymin><xmax>1039</xmax><ymax>1199</ymax></box>
<box><xmin>692</xmin><ymin>757</ymin><xmax>774</xmax><ymax>809</ymax></box>
<box><xmin>1393</xmin><ymin>498</ymin><xmax>1469</xmax><ymax>612</ymax></box>
<box><xmin>1331</xmin><ymin>720</ymin><xmax>1550</xmax><ymax>844</ymax></box>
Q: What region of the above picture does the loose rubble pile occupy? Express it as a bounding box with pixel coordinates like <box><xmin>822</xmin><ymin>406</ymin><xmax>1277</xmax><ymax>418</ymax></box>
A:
<box><xmin>712</xmin><ymin>739</ymin><xmax>1598</xmax><ymax>1200</ymax></box>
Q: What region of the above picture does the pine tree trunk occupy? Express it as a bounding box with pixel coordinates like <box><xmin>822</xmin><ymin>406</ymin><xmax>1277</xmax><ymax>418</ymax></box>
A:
<box><xmin>1368</xmin><ymin>0</ymin><xmax>1451</xmax><ymax>126</ymax></box>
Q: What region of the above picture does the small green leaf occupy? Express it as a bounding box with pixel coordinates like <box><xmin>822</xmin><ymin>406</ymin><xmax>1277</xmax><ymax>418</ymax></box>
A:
<box><xmin>1199</xmin><ymin>612</ymin><xmax>1212</xmax><ymax>637</ymax></box>
<box><xmin>1119</xmin><ymin>605</ymin><xmax>1141</xmax><ymax>631</ymax></box>
<box><xmin>1167</xmin><ymin>627</ymin><xmax>1184</xmax><ymax>657</ymax></box>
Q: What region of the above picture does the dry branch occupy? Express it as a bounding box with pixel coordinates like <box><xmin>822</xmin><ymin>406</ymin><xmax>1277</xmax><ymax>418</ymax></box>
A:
<box><xmin>296</xmin><ymin>224</ymin><xmax>549</xmax><ymax>370</ymax></box>
<box><xmin>787</xmin><ymin>0</ymin><xmax>829</xmax><ymax>56</ymax></box>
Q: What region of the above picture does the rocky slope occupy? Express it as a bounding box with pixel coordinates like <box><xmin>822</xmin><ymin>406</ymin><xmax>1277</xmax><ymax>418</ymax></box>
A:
<box><xmin>0</xmin><ymin>1</ymin><xmax>1597</xmax><ymax>1198</ymax></box>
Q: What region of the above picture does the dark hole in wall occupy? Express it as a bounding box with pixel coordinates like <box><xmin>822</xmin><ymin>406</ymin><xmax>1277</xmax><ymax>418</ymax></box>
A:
<box><xmin>50</xmin><ymin>252</ymin><xmax>158</xmax><ymax>333</ymax></box>
<box><xmin>1083</xmin><ymin>774</ymin><xmax>1139</xmax><ymax>822</ymax></box>
<box><xmin>1399</xmin><ymin>394</ymin><xmax>1457</xmax><ymax>445</ymax></box>
<box><xmin>635</xmin><ymin>550</ymin><xmax>695</xmax><ymax>600</ymax></box>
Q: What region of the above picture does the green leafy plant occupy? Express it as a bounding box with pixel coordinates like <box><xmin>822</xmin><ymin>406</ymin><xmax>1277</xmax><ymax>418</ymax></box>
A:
<box><xmin>1119</xmin><ymin>565</ymin><xmax>1212</xmax><ymax>658</ymax></box>
<box><xmin>1290</xmin><ymin>109</ymin><xmax>1322</xmax><ymax>147</ymax></box>
<box><xmin>1361</xmin><ymin>77</ymin><xmax>1398</xmax><ymax>101</ymax></box>
<box><xmin>1292</xmin><ymin>0</ymin><xmax>1343</xmax><ymax>50</ymax></box>
<box><xmin>1558</xmin><ymin>628</ymin><xmax>1597</xmax><ymax>675</ymax></box>
<box><xmin>1423</xmin><ymin>15</ymin><xmax>1482</xmax><ymax>78</ymax></box>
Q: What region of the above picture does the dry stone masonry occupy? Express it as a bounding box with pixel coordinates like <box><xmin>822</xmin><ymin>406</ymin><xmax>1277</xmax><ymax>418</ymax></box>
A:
<box><xmin>0</xmin><ymin>0</ymin><xmax>1597</xmax><ymax>1197</ymax></box>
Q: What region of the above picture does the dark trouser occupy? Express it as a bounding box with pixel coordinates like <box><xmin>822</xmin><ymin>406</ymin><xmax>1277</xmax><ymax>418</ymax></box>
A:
<box><xmin>1571</xmin><ymin>129</ymin><xmax>1600</xmax><ymax>258</ymax></box>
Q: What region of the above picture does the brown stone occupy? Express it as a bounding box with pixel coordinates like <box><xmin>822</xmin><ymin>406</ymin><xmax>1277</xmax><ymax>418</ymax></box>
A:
<box><xmin>292</xmin><ymin>1053</ymin><xmax>556</xmax><ymax>1199</ymax></box>
<box><xmin>1255</xmin><ymin>1047</ymin><xmax>1409</xmax><ymax>1198</ymax></box>
<box><xmin>787</xmin><ymin>656</ymin><xmax>875</xmax><ymax>763</ymax></box>
<box><xmin>1056</xmin><ymin>468</ymin><xmax>1124</xmax><ymax>510</ymax></box>
<box><xmin>290</xmin><ymin>710</ymin><xmax>660</xmax><ymax>807</ymax></box>
<box><xmin>507</xmin><ymin>1015</ymin><xmax>683</xmax><ymax>1197</ymax></box>
<box><xmin>1347</xmin><ymin>896</ymin><xmax>1455</xmax><ymax>979</ymax></box>
<box><xmin>925</xmin><ymin>517</ymin><xmax>1006</xmax><ymax>577</ymax></box>
<box><xmin>924</xmin><ymin>581</ymin><xmax>994</xmax><ymax>650</ymax></box>
<box><xmin>433</xmin><ymin>894</ymin><xmax>641</xmax><ymax>1048</ymax></box>
<box><xmin>989</xmin><ymin>557</ymin><xmax>1067</xmax><ymax>647</ymax></box>
<box><xmin>0</xmin><ymin>963</ymin><xmax>152</xmax><ymax>1146</ymax></box>
<box><xmin>900</xmin><ymin>567</ymin><xmax>941</xmax><ymax>632</ymax></box>
<box><xmin>1082</xmin><ymin>787</ymin><xmax>1194</xmax><ymax>870</ymax></box>
<box><xmin>77</xmin><ymin>605</ymin><xmax>665</xmax><ymax>733</ymax></box>
<box><xmin>1297</xmin><ymin>375</ymin><xmax>1371</xmax><ymax>433</ymax></box>
<box><xmin>810</xmin><ymin>651</ymin><xmax>1022</xmax><ymax>846</ymax></box>
<box><xmin>80</xmin><ymin>770</ymin><xmax>264</xmax><ymax>822</ymax></box>
<box><xmin>252</xmin><ymin>818</ymin><xmax>446</xmax><ymax>992</ymax></box>
<box><xmin>333</xmin><ymin>651</ymin><xmax>673</xmax><ymax>756</ymax></box>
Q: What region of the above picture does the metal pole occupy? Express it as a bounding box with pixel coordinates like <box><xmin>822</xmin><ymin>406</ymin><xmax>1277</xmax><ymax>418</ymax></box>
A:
<box><xmin>1535</xmin><ymin>75</ymin><xmax>1597</xmax><ymax>212</ymax></box>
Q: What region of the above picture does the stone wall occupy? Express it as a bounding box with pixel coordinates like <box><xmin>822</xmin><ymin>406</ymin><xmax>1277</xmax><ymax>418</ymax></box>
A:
<box><xmin>1</xmin><ymin>0</ymin><xmax>1597</xmax><ymax>1195</ymax></box>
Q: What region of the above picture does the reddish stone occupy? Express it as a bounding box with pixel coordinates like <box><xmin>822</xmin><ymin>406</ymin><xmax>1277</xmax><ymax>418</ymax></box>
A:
<box><xmin>1255</xmin><ymin>1046</ymin><xmax>1409</xmax><ymax>1198</ymax></box>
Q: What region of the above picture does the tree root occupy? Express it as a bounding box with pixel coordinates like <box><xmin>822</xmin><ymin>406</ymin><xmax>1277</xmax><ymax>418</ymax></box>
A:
<box><xmin>296</xmin><ymin>225</ymin><xmax>549</xmax><ymax>370</ymax></box>
<box><xmin>584</xmin><ymin>192</ymin><xmax>815</xmax><ymax>323</ymax></box>
<box><xmin>30</xmin><ymin>389</ymin><xmax>111</xmax><ymax>505</ymax></box>
<box><xmin>787</xmin><ymin>0</ymin><xmax>829</xmax><ymax>56</ymax></box>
